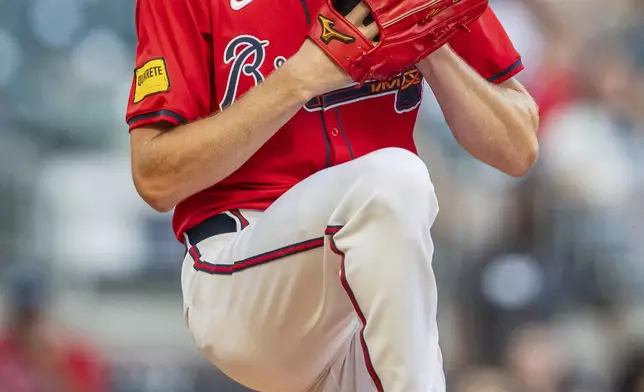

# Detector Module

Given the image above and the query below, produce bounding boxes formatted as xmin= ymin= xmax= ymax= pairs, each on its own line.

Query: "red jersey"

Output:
xmin=126 ymin=0 xmax=523 ymax=241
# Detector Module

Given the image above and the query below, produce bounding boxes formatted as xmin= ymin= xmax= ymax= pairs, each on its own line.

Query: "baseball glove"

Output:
xmin=309 ymin=0 xmax=489 ymax=83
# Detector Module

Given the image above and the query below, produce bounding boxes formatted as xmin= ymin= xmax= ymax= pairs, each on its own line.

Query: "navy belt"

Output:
xmin=185 ymin=213 xmax=238 ymax=245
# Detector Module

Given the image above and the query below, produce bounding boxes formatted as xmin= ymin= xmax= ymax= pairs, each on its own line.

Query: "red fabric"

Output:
xmin=126 ymin=0 xmax=524 ymax=241
xmin=450 ymin=7 xmax=524 ymax=83
xmin=0 ymin=333 xmax=109 ymax=392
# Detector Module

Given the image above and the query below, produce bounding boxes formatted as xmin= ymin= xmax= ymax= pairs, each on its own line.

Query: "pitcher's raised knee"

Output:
xmin=362 ymin=148 xmax=430 ymax=183
xmin=354 ymin=148 xmax=438 ymax=220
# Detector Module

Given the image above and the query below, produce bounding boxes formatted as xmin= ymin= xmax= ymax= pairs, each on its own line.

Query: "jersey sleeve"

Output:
xmin=126 ymin=0 xmax=212 ymax=131
xmin=449 ymin=7 xmax=524 ymax=84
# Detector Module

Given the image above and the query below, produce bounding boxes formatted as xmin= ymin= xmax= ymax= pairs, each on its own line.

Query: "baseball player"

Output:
xmin=126 ymin=0 xmax=539 ymax=390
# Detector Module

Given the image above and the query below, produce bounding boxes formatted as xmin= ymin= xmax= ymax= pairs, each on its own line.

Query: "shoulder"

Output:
xmin=136 ymin=0 xmax=211 ymax=26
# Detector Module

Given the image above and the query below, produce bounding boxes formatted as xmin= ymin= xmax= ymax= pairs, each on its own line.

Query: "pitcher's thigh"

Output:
xmin=183 ymin=233 xmax=357 ymax=392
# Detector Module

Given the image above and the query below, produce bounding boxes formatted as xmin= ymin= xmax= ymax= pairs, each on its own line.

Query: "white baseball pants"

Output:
xmin=181 ymin=148 xmax=444 ymax=392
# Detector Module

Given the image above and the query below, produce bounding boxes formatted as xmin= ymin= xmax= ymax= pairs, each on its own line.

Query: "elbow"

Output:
xmin=506 ymin=104 xmax=540 ymax=178
xmin=145 ymin=196 xmax=176 ymax=214
xmin=506 ymin=139 xmax=539 ymax=178
xmin=133 ymin=174 xmax=177 ymax=213
xmin=506 ymin=127 xmax=540 ymax=178
xmin=130 ymin=130 xmax=182 ymax=212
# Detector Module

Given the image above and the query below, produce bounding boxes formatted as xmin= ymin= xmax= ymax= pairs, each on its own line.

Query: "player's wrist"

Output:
xmin=281 ymin=53 xmax=324 ymax=101
xmin=417 ymin=45 xmax=456 ymax=80
xmin=286 ymin=38 xmax=356 ymax=98
xmin=420 ymin=45 xmax=452 ymax=66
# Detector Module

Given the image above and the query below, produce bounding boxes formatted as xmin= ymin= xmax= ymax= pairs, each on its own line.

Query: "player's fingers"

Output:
xmin=359 ymin=22 xmax=379 ymax=41
xmin=346 ymin=2 xmax=371 ymax=26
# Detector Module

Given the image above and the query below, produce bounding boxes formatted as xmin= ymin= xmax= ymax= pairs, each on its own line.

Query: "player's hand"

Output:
xmin=287 ymin=2 xmax=379 ymax=97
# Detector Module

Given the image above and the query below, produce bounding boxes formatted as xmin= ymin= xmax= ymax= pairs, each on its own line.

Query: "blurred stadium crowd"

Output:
xmin=0 ymin=0 xmax=643 ymax=391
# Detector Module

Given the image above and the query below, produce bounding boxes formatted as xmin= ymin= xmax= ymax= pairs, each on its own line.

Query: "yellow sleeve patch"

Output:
xmin=133 ymin=58 xmax=170 ymax=104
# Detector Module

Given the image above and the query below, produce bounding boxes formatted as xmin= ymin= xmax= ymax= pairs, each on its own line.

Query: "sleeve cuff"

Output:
xmin=127 ymin=109 xmax=187 ymax=131
xmin=487 ymin=58 xmax=524 ymax=84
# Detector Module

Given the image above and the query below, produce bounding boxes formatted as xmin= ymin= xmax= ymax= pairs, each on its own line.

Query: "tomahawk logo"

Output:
xmin=220 ymin=35 xmax=270 ymax=109
xmin=318 ymin=15 xmax=355 ymax=44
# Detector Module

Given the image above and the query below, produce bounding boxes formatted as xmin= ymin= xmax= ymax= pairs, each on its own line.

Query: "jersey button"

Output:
xmin=331 ymin=128 xmax=339 ymax=137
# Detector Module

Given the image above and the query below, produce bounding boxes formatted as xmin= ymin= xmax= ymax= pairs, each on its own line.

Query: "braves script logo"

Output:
xmin=318 ymin=15 xmax=355 ymax=44
xmin=220 ymin=35 xmax=269 ymax=109
xmin=304 ymin=68 xmax=423 ymax=114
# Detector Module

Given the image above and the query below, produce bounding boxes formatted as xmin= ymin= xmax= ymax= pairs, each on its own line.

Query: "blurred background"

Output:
xmin=0 ymin=0 xmax=643 ymax=391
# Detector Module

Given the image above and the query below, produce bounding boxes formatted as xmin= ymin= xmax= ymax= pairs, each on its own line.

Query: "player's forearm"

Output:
xmin=131 ymin=63 xmax=311 ymax=212
xmin=418 ymin=46 xmax=540 ymax=177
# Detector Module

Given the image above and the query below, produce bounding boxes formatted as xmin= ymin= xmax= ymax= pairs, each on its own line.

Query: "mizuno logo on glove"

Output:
xmin=318 ymin=15 xmax=356 ymax=44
